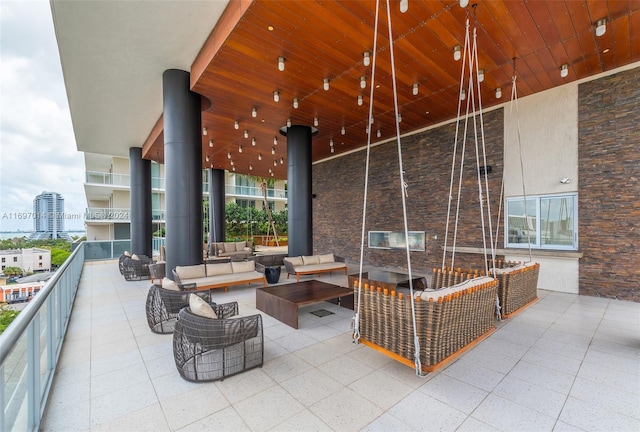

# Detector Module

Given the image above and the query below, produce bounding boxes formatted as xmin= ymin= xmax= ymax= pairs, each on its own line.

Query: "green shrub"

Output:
xmin=0 ymin=303 xmax=20 ymax=335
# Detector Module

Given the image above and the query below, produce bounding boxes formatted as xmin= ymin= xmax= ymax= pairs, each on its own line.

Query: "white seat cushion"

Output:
xmin=232 ymin=261 xmax=255 ymax=273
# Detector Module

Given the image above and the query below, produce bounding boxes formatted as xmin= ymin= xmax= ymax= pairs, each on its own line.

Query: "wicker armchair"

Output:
xmin=118 ymin=252 xmax=131 ymax=275
xmin=173 ymin=304 xmax=264 ymax=382
xmin=146 ymin=283 xmax=216 ymax=334
xmin=122 ymin=255 xmax=153 ymax=281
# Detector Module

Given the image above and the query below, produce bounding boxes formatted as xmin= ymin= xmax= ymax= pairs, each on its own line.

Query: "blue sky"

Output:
xmin=0 ymin=0 xmax=86 ymax=232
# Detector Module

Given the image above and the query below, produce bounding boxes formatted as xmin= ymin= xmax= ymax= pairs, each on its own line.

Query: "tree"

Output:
xmin=2 ymin=266 xmax=22 ymax=277
xmin=0 ymin=303 xmax=20 ymax=334
xmin=51 ymin=248 xmax=71 ymax=267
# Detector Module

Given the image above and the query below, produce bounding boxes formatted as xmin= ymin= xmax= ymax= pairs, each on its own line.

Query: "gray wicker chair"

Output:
xmin=173 ymin=304 xmax=264 ymax=382
xmin=123 ymin=255 xmax=153 ymax=281
xmin=145 ymin=283 xmax=214 ymax=334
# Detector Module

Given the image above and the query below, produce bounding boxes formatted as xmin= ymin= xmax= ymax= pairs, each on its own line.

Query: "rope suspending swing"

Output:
xmin=352 ymin=0 xmax=424 ymax=377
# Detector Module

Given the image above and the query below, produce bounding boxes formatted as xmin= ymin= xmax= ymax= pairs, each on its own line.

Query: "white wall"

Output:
xmin=111 ymin=157 xmax=129 ymax=175
xmin=87 ymin=225 xmax=111 ymax=241
xmin=504 ymin=83 xmax=579 ymax=197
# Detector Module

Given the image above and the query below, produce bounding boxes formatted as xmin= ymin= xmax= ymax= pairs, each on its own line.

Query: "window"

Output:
xmin=39 ymin=255 xmax=43 ymax=260
xmin=1 ymin=258 xmax=4 ymax=263
xmin=506 ymin=193 xmax=578 ymax=250
xmin=13 ymin=257 xmax=17 ymax=262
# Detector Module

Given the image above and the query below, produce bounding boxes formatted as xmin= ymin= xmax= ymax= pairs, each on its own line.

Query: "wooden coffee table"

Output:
xmin=256 ymin=280 xmax=353 ymax=329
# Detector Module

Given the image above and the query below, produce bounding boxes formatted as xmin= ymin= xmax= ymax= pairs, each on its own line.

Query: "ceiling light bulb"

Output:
xmin=495 ymin=87 xmax=502 ymax=99
xmin=269 ymin=168 xmax=272 ymax=174
xmin=400 ymin=0 xmax=408 ymax=13
xmin=453 ymin=45 xmax=462 ymax=61
xmin=293 ymin=98 xmax=299 ymax=109
xmin=460 ymin=88 xmax=466 ymax=100
xmin=412 ymin=83 xmax=419 ymax=96
xmin=251 ymin=107 xmax=257 ymax=118
xmin=273 ymin=91 xmax=280 ymax=102
xmin=363 ymin=51 xmax=371 ymax=67
xmin=273 ymin=137 xmax=278 ymax=145
xmin=286 ymin=118 xmax=291 ymax=127
xmin=227 ymin=152 xmax=231 ymax=159
xmin=232 ymin=166 xmax=235 ymax=172
xmin=243 ymin=130 xmax=249 ymax=139
xmin=459 ymin=0 xmax=469 ymax=7
xmin=274 ymin=160 xmax=277 ymax=166
xmin=238 ymin=145 xmax=243 ymax=153
xmin=249 ymin=164 xmax=252 ymax=171
xmin=595 ymin=18 xmax=606 ymax=37
xmin=230 ymin=160 xmax=234 ymax=165
xmin=376 ymin=129 xmax=381 ymax=138
xmin=560 ymin=63 xmax=569 ymax=78
xmin=323 ymin=78 xmax=330 ymax=91
xmin=397 ymin=113 xmax=402 ymax=123
xmin=478 ymin=69 xmax=485 ymax=83
xmin=202 ymin=127 xmax=207 ymax=136
xmin=234 ymin=120 xmax=239 ymax=129
xmin=258 ymin=153 xmax=262 ymax=160
xmin=205 ymin=155 xmax=209 ymax=162
xmin=251 ymin=138 xmax=256 ymax=146
xmin=314 ymin=117 xmax=319 ymax=127
xmin=357 ymin=95 xmax=363 ymax=106
xmin=208 ymin=139 xmax=213 ymax=147
xmin=280 ymin=157 xmax=284 ymax=164
xmin=331 ymin=147 xmax=335 ymax=153
xmin=271 ymin=147 xmax=276 ymax=155
xmin=341 ymin=126 xmax=346 ymax=135
xmin=278 ymin=56 xmax=285 ymax=71
xmin=330 ymin=139 xmax=334 ymax=146
xmin=360 ymin=76 xmax=366 ymax=89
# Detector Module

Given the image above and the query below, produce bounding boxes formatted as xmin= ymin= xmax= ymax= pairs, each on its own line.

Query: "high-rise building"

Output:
xmin=30 ymin=192 xmax=71 ymax=240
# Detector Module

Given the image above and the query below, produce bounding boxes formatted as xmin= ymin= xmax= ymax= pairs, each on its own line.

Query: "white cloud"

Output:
xmin=0 ymin=0 xmax=85 ymax=232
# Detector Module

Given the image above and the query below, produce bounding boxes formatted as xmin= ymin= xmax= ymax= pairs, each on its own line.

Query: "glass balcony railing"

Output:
xmin=83 ymin=240 xmax=131 ymax=260
xmin=0 ymin=243 xmax=84 ymax=430
xmin=85 ymin=207 xmax=130 ymax=221
xmin=85 ymin=171 xmax=130 ymax=187
xmin=225 ymin=185 xmax=287 ymax=199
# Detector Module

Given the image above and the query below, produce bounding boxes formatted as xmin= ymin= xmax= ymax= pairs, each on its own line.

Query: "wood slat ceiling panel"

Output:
xmin=144 ymin=0 xmax=640 ymax=177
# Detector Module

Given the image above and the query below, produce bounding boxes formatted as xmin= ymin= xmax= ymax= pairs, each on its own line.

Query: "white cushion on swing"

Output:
xmin=419 ymin=276 xmax=495 ymax=301
xmin=491 ymin=261 xmax=537 ymax=275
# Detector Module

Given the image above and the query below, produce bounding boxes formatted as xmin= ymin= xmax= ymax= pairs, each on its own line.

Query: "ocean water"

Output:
xmin=0 ymin=232 xmax=86 ymax=240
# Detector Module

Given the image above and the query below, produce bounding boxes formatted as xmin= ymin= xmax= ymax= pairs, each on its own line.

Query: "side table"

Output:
xmin=264 ymin=266 xmax=282 ymax=284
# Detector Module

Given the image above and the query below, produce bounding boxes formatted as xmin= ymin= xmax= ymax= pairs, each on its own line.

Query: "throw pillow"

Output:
xmin=232 ymin=261 xmax=255 ymax=273
xmin=131 ymin=254 xmax=140 ymax=260
xmin=161 ymin=277 xmax=180 ymax=291
xmin=124 ymin=251 xmax=131 ymax=257
xmin=318 ymin=253 xmax=335 ymax=264
xmin=189 ymin=295 xmax=217 ymax=319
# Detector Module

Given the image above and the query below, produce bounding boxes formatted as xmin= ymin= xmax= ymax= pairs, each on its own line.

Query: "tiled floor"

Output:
xmin=41 ymin=260 xmax=640 ymax=431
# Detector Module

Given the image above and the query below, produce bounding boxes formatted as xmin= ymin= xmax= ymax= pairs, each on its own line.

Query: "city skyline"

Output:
xmin=0 ymin=1 xmax=85 ymax=232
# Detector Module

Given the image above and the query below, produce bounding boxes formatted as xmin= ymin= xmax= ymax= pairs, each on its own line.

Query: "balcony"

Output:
xmin=1 ymin=245 xmax=636 ymax=431
xmin=85 ymin=171 xmax=130 ymax=187
xmin=226 ymin=185 xmax=287 ymax=200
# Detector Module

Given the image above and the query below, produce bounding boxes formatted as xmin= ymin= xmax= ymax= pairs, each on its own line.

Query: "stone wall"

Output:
xmin=578 ymin=67 xmax=640 ymax=301
xmin=313 ymin=109 xmax=504 ymax=276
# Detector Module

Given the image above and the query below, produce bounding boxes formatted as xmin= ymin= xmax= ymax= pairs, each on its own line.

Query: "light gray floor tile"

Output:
xmin=90 ymin=361 xmax=151 ymax=399
xmin=552 ymin=420 xmax=586 ymax=432
xmin=461 ymin=345 xmax=521 ymax=374
xmin=471 ymin=394 xmax=556 ymax=432
xmin=177 ymin=406 xmax=251 ymax=431
xmin=418 ymin=372 xmax=489 ymax=414
xmin=493 ymin=374 xmax=567 ymax=418
xmin=281 ymin=368 xmax=342 ymax=406
xmin=91 ymin=402 xmax=170 ymax=432
xmin=442 ymin=358 xmax=506 ymax=392
xmin=508 ymin=360 xmax=575 ymax=394
xmin=577 ymin=360 xmax=639 ymax=394
xmin=216 ymin=367 xmax=276 ymax=404
xmin=318 ymin=353 xmax=374 ymax=386
xmin=361 ymin=412 xmax=418 ymax=431
xmin=160 ymin=384 xmax=230 ymax=430
xmin=272 ymin=330 xmax=319 ymax=352
xmin=532 ymin=337 xmax=589 ymax=361
xmin=310 ymin=387 xmax=384 ymax=432
xmin=559 ymin=396 xmax=640 ymax=431
xmin=271 ymin=409 xmax=333 ymax=432
xmin=90 ymin=379 xmax=159 ymax=429
xmin=388 ymin=391 xmax=467 ymax=431
xmin=349 ymin=369 xmax=415 ymax=410
xmin=521 ymin=346 xmax=583 ymax=376
xmin=456 ymin=416 xmax=501 ymax=432
xmin=583 ymin=346 xmax=640 ymax=375
xmin=234 ymin=386 xmax=305 ymax=432
xmin=294 ymin=339 xmax=348 ymax=366
xmin=262 ymin=352 xmax=313 ymax=383
xmin=570 ymin=376 xmax=640 ymax=420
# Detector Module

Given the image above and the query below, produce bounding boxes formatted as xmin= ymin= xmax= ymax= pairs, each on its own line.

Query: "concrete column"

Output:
xmin=281 ymin=125 xmax=314 ymax=257
xmin=208 ymin=168 xmax=226 ymax=243
xmin=129 ymin=147 xmax=152 ymax=257
xmin=163 ymin=69 xmax=203 ymax=274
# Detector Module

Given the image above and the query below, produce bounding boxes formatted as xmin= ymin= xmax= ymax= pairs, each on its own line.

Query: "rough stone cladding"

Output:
xmin=313 ymin=109 xmax=504 ymax=277
xmin=578 ymin=67 xmax=640 ymax=302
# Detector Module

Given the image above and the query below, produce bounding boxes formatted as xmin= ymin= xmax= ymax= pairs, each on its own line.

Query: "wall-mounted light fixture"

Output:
xmin=595 ymin=18 xmax=607 ymax=37
xmin=453 ymin=45 xmax=462 ymax=61
xmin=560 ymin=177 xmax=571 ymax=184
xmin=278 ymin=56 xmax=285 ymax=71
xmin=560 ymin=64 xmax=569 ymax=78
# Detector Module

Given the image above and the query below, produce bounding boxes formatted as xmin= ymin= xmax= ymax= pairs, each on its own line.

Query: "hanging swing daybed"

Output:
xmin=351 ymin=1 xmax=500 ymax=375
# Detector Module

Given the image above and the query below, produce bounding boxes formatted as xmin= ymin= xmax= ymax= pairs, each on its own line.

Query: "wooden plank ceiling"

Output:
xmin=142 ymin=0 xmax=640 ymax=179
